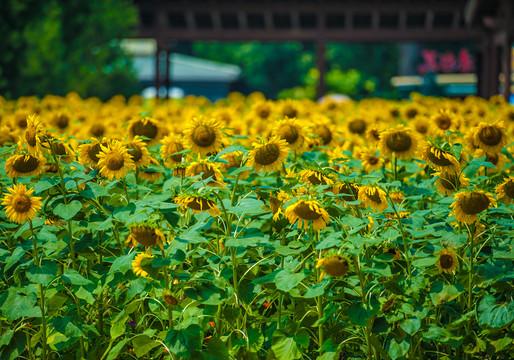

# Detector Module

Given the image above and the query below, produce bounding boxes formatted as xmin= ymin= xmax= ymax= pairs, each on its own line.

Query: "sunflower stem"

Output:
xmin=355 ymin=254 xmax=373 ymax=360
xmin=122 ymin=178 xmax=130 ymax=203
xmin=29 ymin=220 xmax=40 ymax=266
xmin=393 ymin=154 xmax=398 ymax=182
xmin=38 ymin=284 xmax=47 ymax=360
xmin=387 ymin=192 xmax=412 ymax=279
xmin=466 ymin=225 xmax=475 ymax=337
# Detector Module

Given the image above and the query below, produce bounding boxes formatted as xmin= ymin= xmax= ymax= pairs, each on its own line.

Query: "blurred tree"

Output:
xmin=0 ymin=0 xmax=139 ymax=100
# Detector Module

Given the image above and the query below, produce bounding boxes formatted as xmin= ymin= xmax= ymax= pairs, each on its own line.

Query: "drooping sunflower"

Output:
xmin=450 ymin=190 xmax=496 ymax=224
xmin=132 ymin=253 xmax=154 ymax=277
xmin=433 ymin=171 xmax=470 ymax=196
xmin=123 ymin=136 xmax=151 ymax=168
xmin=1 ymin=183 xmax=42 ymax=224
xmin=96 ymin=141 xmax=135 ymax=180
xmin=365 ymin=125 xmax=382 ymax=147
xmin=139 ymin=157 xmax=163 ymax=182
xmin=421 ymin=143 xmax=460 ymax=173
xmin=298 ymin=169 xmax=334 ymax=186
xmin=127 ymin=117 xmax=164 ymax=145
xmin=331 ymin=182 xmax=360 ymax=204
xmin=163 ymin=290 xmax=179 ymax=306
xmin=160 ymin=134 xmax=185 ymax=165
xmin=496 ymin=176 xmax=514 ymax=205
xmin=220 ymin=151 xmax=251 ymax=179
xmin=174 ymin=194 xmax=221 ymax=217
xmin=379 ymin=125 xmax=419 ymax=160
xmin=46 ymin=136 xmax=75 ymax=163
xmin=185 ymin=158 xmax=225 ymax=186
xmin=472 ymin=120 xmax=508 ymax=153
xmin=183 ymin=116 xmax=224 ymax=156
xmin=316 ymin=255 xmax=350 ymax=279
xmin=357 ymin=148 xmax=384 ymax=172
xmin=284 ymin=199 xmax=330 ymax=231
xmin=436 ymin=248 xmax=458 ymax=274
xmin=358 ymin=186 xmax=388 ymax=212
xmin=126 ymin=224 xmax=165 ymax=251
xmin=5 ymin=154 xmax=45 ymax=178
xmin=272 ymin=117 xmax=309 ymax=152
xmin=266 ymin=190 xmax=290 ymax=221
xmin=78 ymin=138 xmax=109 ymax=168
xmin=23 ymin=114 xmax=45 ymax=156
xmin=389 ymin=191 xmax=404 ymax=204
xmin=246 ymin=136 xmax=289 ymax=174
xmin=383 ymin=248 xmax=402 ymax=261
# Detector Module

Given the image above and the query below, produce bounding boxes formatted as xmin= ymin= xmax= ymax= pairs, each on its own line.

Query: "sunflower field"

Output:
xmin=0 ymin=92 xmax=513 ymax=360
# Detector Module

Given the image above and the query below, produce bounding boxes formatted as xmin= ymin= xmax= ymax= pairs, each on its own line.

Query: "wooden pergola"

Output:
xmin=132 ymin=0 xmax=513 ymax=100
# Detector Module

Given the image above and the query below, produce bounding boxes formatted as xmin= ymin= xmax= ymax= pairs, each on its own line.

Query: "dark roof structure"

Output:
xmin=131 ymin=0 xmax=513 ymax=100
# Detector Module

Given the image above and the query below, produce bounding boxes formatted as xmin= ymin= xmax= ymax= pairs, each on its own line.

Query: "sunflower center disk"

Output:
xmin=283 ymin=106 xmax=297 ymax=118
xmin=53 ymin=142 xmax=67 ymax=156
xmin=87 ymin=143 xmax=103 ymax=163
xmin=192 ymin=125 xmax=216 ymax=147
xmin=503 ymin=181 xmax=514 ymax=198
xmin=106 ymin=154 xmax=125 ymax=171
xmin=170 ymin=144 xmax=184 ymax=162
xmin=368 ymin=155 xmax=379 ymax=165
xmin=56 ymin=115 xmax=69 ymax=129
xmin=349 ymin=119 xmax=366 ymax=134
xmin=315 ymin=126 xmax=332 ymax=145
xmin=460 ymin=193 xmax=490 ymax=214
xmin=478 ymin=126 xmax=502 ymax=145
xmin=294 ymin=202 xmax=322 ymax=221
xmin=323 ymin=257 xmax=349 ymax=277
xmin=13 ymin=156 xmax=40 ymax=173
xmin=427 ymin=148 xmax=453 ymax=166
xmin=25 ymin=129 xmax=38 ymax=147
xmin=307 ymin=173 xmax=326 ymax=185
xmin=187 ymin=198 xmax=211 ymax=211
xmin=255 ymin=144 xmax=280 ymax=165
xmin=90 ymin=124 xmax=105 ymax=137
xmin=133 ymin=121 xmax=158 ymax=139
xmin=131 ymin=227 xmax=158 ymax=246
xmin=440 ymin=174 xmax=458 ymax=190
xmin=128 ymin=145 xmax=143 ymax=162
xmin=367 ymin=188 xmax=383 ymax=204
xmin=279 ymin=125 xmax=299 ymax=144
xmin=258 ymin=108 xmax=270 ymax=119
xmin=436 ymin=116 xmax=451 ymax=130
xmin=339 ymin=184 xmax=358 ymax=202
xmin=486 ymin=153 xmax=499 ymax=165
xmin=439 ymin=254 xmax=454 ymax=269
xmin=386 ymin=132 xmax=412 ymax=152
xmin=12 ymin=194 xmax=32 ymax=212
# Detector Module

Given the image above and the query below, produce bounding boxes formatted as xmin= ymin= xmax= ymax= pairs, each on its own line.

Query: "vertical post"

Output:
xmin=502 ymin=37 xmax=512 ymax=101
xmin=155 ymin=41 xmax=161 ymax=101
xmin=316 ymin=40 xmax=327 ymax=100
xmin=165 ymin=46 xmax=171 ymax=99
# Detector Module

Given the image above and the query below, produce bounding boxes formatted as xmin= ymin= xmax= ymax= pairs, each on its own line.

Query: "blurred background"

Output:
xmin=0 ymin=0 xmax=511 ymax=102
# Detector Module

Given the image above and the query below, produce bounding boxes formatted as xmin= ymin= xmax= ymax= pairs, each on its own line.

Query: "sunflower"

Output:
xmin=175 ymin=194 xmax=221 ymax=217
xmin=139 ymin=157 xmax=162 ymax=182
xmin=402 ymin=103 xmax=422 ymax=120
xmin=389 ymin=191 xmax=404 ymax=204
xmin=246 ymin=136 xmax=289 ymax=174
xmin=126 ymin=224 xmax=165 ymax=251
xmin=23 ymin=114 xmax=45 ymax=156
xmin=434 ymin=171 xmax=470 ymax=196
xmin=78 ymin=138 xmax=108 ymax=168
xmin=299 ymin=169 xmax=334 ymax=186
xmin=250 ymin=100 xmax=274 ymax=121
xmin=357 ymin=148 xmax=384 ymax=172
xmin=379 ymin=126 xmax=419 ymax=159
xmin=96 ymin=141 xmax=135 ymax=180
xmin=284 ymin=199 xmax=330 ymax=231
xmin=185 ymin=158 xmax=225 ymax=186
xmin=46 ymin=136 xmax=75 ymax=163
xmin=421 ymin=143 xmax=460 ymax=173
xmin=277 ymin=99 xmax=301 ymax=119
xmin=383 ymin=248 xmax=402 ymax=260
xmin=496 ymin=176 xmax=514 ymax=205
xmin=310 ymin=117 xmax=338 ymax=148
xmin=220 ymin=151 xmax=250 ymax=179
xmin=183 ymin=116 xmax=223 ymax=156
xmin=132 ymin=253 xmax=154 ymax=277
xmin=124 ymin=136 xmax=150 ymax=168
xmin=5 ymin=154 xmax=45 ymax=178
xmin=160 ymin=134 xmax=185 ymax=165
xmin=127 ymin=117 xmax=164 ymax=145
xmin=365 ymin=125 xmax=382 ymax=146
xmin=316 ymin=255 xmax=350 ymax=279
xmin=450 ymin=190 xmax=496 ymax=224
xmin=163 ymin=290 xmax=179 ymax=306
xmin=1 ymin=183 xmax=42 ymax=224
xmin=272 ymin=117 xmax=308 ymax=152
xmin=472 ymin=121 xmax=508 ymax=153
xmin=436 ymin=248 xmax=458 ymax=274
xmin=0 ymin=125 xmax=17 ymax=146
xmin=430 ymin=108 xmax=459 ymax=135
xmin=358 ymin=186 xmax=388 ymax=212
xmin=332 ymin=182 xmax=360 ymax=204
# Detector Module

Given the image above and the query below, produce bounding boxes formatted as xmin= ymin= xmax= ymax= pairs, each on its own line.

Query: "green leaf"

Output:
xmin=248 ymin=328 xmax=264 ymax=353
xmin=53 ymin=200 xmax=82 ymax=220
xmin=61 ymin=269 xmax=92 ymax=286
xmin=26 ymin=261 xmax=58 ymax=286
xmin=132 ymin=335 xmax=160 ymax=357
xmin=51 ymin=316 xmax=84 ymax=337
xmin=106 ymin=338 xmax=130 ymax=360
xmin=165 ymin=324 xmax=203 ymax=358
xmin=34 ymin=177 xmax=60 ymax=193
xmin=386 ymin=338 xmax=410 ymax=359
xmin=5 ymin=247 xmax=27 ymax=272
xmin=113 ymin=202 xmax=137 ymax=222
xmin=430 ymin=281 xmax=463 ymax=306
xmin=75 ymin=286 xmax=95 ymax=305
xmin=477 ymin=295 xmax=514 ymax=328
xmin=400 ymin=317 xmax=421 ymax=335
xmin=80 ymin=182 xmax=111 ymax=198
xmin=110 ymin=252 xmax=135 ymax=275
xmin=204 ymin=336 xmax=229 ymax=360
xmin=274 ymin=270 xmax=306 ymax=292
xmin=348 ymin=302 xmax=378 ymax=327
xmin=0 ymin=329 xmax=14 ymax=347
xmin=0 ymin=288 xmax=41 ymax=322
xmin=271 ymin=330 xmax=302 ymax=360
xmin=423 ymin=326 xmax=462 ymax=347
xmin=184 ymin=282 xmax=227 ymax=305
xmin=303 ymin=279 xmax=330 ymax=298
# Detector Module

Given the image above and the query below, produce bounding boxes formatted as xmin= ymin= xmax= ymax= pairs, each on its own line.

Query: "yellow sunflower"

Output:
xmin=450 ymin=190 xmax=496 ymax=224
xmin=160 ymin=134 xmax=185 ymax=165
xmin=347 ymin=116 xmax=368 ymax=136
xmin=1 ymin=183 xmax=42 ymax=224
xmin=46 ymin=136 xmax=75 ymax=163
xmin=436 ymin=248 xmax=458 ymax=274
xmin=220 ymin=151 xmax=251 ymax=179
xmin=78 ymin=138 xmax=108 ymax=168
xmin=250 ymin=100 xmax=275 ymax=121
xmin=421 ymin=144 xmax=460 ymax=173
xmin=185 ymin=158 xmax=225 ymax=186
xmin=358 ymin=186 xmax=388 ymax=212
xmin=23 ymin=114 xmax=45 ymax=156
xmin=472 ymin=120 xmax=508 ymax=153
xmin=316 ymin=255 xmax=350 ymax=279
xmin=365 ymin=125 xmax=382 ymax=147
xmin=433 ymin=171 xmax=470 ymax=196
xmin=272 ymin=117 xmax=308 ymax=152
xmin=127 ymin=116 xmax=164 ymax=145
xmin=496 ymin=176 xmax=514 ymax=205
xmin=310 ymin=116 xmax=338 ymax=148
xmin=357 ymin=148 xmax=384 ymax=172
xmin=430 ymin=108 xmax=459 ymax=135
xmin=379 ymin=125 xmax=419 ymax=160
xmin=5 ymin=154 xmax=45 ymax=178
xmin=126 ymin=224 xmax=165 ymax=251
xmin=183 ymin=116 xmax=223 ymax=156
xmin=163 ymin=290 xmax=179 ymax=306
xmin=298 ymin=169 xmax=334 ymax=186
xmin=284 ymin=199 xmax=330 ymax=231
xmin=96 ymin=141 xmax=135 ymax=180
xmin=125 ymin=136 xmax=151 ymax=168
xmin=331 ymin=182 xmax=360 ymax=204
xmin=174 ymin=195 xmax=221 ymax=217
xmin=139 ymin=157 xmax=162 ymax=182
xmin=132 ymin=253 xmax=154 ymax=277
xmin=0 ymin=125 xmax=17 ymax=146
xmin=246 ymin=136 xmax=289 ymax=174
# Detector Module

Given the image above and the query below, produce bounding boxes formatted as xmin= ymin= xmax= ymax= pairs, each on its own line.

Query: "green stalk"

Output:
xmin=393 ymin=154 xmax=398 ymax=182
xmin=355 ymin=254 xmax=373 ymax=360
xmin=39 ymin=284 xmax=47 ymax=360
xmin=466 ymin=226 xmax=475 ymax=337
xmin=387 ymin=193 xmax=412 ymax=279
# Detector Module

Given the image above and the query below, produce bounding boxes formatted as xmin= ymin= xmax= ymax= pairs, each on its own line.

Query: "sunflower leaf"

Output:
xmin=477 ymin=295 xmax=514 ymax=328
xmin=53 ymin=200 xmax=82 ymax=220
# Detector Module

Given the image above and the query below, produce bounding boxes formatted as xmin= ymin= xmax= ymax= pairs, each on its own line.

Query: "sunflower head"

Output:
xmin=358 ymin=186 xmax=388 ymax=212
xmin=175 ymin=194 xmax=221 ymax=217
xmin=78 ymin=138 xmax=108 ymax=168
xmin=132 ymin=253 xmax=154 ymax=277
xmin=126 ymin=224 xmax=165 ymax=251
xmin=160 ymin=134 xmax=185 ymax=165
xmin=272 ymin=117 xmax=308 ymax=152
xmin=185 ymin=158 xmax=225 ymax=186
xmin=316 ymin=255 xmax=350 ymax=279
xmin=434 ymin=170 xmax=469 ymax=196
xmin=450 ymin=190 xmax=496 ymax=224
xmin=284 ymin=199 xmax=330 ymax=231
xmin=5 ymin=154 xmax=45 ymax=178
xmin=422 ymin=143 xmax=460 ymax=172
xmin=496 ymin=176 xmax=514 ymax=205
xmin=163 ymin=290 xmax=179 ymax=306
xmin=436 ymin=248 xmax=458 ymax=274
xmin=125 ymin=136 xmax=151 ymax=167
xmin=299 ymin=168 xmax=334 ymax=186
xmin=1 ymin=183 xmax=42 ymax=224
xmin=128 ymin=117 xmax=164 ymax=145
xmin=380 ymin=126 xmax=419 ymax=159
xmin=96 ymin=141 xmax=136 ymax=180
xmin=472 ymin=121 xmax=508 ymax=153
xmin=24 ymin=114 xmax=45 ymax=156
xmin=183 ymin=116 xmax=223 ymax=156
xmin=383 ymin=248 xmax=402 ymax=261
xmin=247 ymin=136 xmax=289 ymax=174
